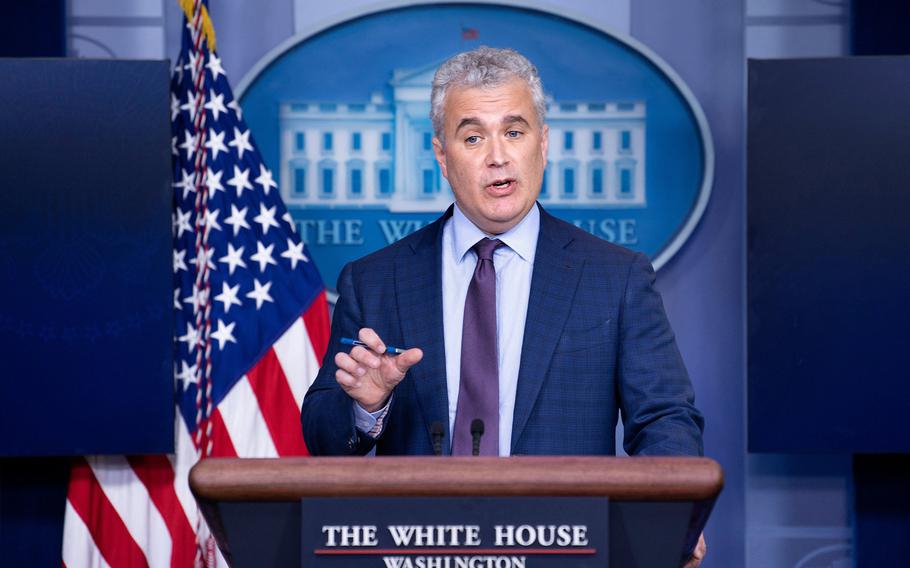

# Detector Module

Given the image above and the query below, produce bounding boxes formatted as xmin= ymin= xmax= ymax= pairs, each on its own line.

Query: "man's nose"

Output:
xmin=486 ymin=137 xmax=509 ymax=168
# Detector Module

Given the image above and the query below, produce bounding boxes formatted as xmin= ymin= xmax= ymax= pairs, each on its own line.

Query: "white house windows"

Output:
xmin=589 ymin=160 xmax=606 ymax=198
xmin=422 ymin=169 xmax=434 ymax=195
xmin=292 ymin=161 xmax=308 ymax=196
xmin=347 ymin=159 xmax=365 ymax=198
xmin=616 ymin=158 xmax=635 ymax=199
xmin=619 ymin=130 xmax=632 ymax=153
xmin=319 ymin=159 xmax=336 ymax=198
xmin=280 ymin=99 xmax=644 ymax=208
xmin=376 ymin=162 xmax=393 ymax=197
xmin=560 ymin=159 xmax=579 ymax=198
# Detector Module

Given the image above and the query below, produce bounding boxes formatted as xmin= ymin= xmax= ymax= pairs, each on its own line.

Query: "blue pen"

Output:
xmin=340 ymin=337 xmax=407 ymax=355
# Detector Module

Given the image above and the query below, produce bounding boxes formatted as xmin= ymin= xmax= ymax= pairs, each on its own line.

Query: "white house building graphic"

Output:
xmin=279 ymin=61 xmax=646 ymax=212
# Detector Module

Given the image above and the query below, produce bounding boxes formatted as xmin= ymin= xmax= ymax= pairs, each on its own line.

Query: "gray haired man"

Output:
xmin=302 ymin=46 xmax=707 ymax=567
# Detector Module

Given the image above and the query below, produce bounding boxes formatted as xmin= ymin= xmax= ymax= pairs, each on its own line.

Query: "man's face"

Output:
xmin=433 ymin=79 xmax=549 ymax=235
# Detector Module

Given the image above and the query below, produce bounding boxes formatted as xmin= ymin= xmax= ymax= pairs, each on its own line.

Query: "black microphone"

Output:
xmin=430 ymin=421 xmax=445 ymax=456
xmin=470 ymin=419 xmax=484 ymax=456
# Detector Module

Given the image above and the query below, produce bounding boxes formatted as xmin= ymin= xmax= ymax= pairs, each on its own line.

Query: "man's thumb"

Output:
xmin=395 ymin=348 xmax=423 ymax=373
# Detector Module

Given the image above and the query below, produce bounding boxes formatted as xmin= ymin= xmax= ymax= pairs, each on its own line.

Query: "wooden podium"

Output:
xmin=190 ymin=456 xmax=723 ymax=567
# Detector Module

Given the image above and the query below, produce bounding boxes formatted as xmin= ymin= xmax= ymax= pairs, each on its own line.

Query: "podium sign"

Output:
xmin=301 ymin=497 xmax=609 ymax=567
xmin=189 ymin=456 xmax=722 ymax=567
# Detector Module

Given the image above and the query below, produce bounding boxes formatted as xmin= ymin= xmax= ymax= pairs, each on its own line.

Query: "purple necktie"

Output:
xmin=452 ymin=238 xmax=503 ymax=456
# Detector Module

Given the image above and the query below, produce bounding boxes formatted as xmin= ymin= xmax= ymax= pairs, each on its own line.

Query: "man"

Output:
xmin=302 ymin=46 xmax=702 ymax=455
xmin=302 ymin=45 xmax=707 ymax=566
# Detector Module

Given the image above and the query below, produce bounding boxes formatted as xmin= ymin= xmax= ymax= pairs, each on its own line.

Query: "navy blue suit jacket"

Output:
xmin=301 ymin=204 xmax=704 ymax=456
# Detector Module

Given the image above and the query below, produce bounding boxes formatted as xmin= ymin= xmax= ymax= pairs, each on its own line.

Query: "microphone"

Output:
xmin=430 ymin=421 xmax=445 ymax=456
xmin=470 ymin=419 xmax=484 ymax=456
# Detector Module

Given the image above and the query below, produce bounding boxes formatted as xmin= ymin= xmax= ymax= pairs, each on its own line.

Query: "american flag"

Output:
xmin=61 ymin=1 xmax=330 ymax=565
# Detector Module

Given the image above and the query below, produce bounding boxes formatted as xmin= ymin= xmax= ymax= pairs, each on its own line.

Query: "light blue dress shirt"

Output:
xmin=355 ymin=203 xmax=540 ymax=456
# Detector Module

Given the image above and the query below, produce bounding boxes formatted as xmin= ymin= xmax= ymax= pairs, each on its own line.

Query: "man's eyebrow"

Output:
xmin=502 ymin=115 xmax=531 ymax=128
xmin=455 ymin=117 xmax=483 ymax=133
xmin=455 ymin=115 xmax=532 ymax=133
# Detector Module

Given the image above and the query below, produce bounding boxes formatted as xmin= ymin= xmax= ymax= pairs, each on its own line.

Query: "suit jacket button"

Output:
xmin=347 ymin=437 xmax=356 ymax=449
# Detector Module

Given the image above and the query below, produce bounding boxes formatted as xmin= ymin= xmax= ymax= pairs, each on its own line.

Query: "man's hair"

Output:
xmin=430 ymin=46 xmax=546 ymax=144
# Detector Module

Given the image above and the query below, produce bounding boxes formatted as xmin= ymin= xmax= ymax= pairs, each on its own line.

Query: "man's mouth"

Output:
xmin=486 ymin=178 xmax=516 ymax=192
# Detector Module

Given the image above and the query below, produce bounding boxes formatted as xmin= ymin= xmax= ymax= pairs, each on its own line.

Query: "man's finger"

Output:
xmin=358 ymin=327 xmax=386 ymax=354
xmin=335 ymin=369 xmax=360 ymax=389
xmin=394 ymin=348 xmax=423 ymax=373
xmin=681 ymin=532 xmax=706 ymax=568
xmin=334 ymin=351 xmax=365 ymax=377
xmin=349 ymin=345 xmax=381 ymax=369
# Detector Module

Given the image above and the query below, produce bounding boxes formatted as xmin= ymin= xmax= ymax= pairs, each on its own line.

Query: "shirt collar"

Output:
xmin=451 ymin=202 xmax=540 ymax=264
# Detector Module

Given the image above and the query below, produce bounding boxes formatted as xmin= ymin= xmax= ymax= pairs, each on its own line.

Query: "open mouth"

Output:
xmin=486 ymin=178 xmax=516 ymax=191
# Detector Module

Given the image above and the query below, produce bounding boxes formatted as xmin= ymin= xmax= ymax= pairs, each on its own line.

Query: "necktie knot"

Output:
xmin=473 ymin=238 xmax=502 ymax=262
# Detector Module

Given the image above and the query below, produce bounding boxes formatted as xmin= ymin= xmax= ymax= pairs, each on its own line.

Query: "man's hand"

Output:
xmin=682 ymin=532 xmax=706 ymax=568
xmin=334 ymin=328 xmax=423 ymax=411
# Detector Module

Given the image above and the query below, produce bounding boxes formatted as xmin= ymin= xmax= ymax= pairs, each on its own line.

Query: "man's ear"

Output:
xmin=432 ymin=136 xmax=448 ymax=179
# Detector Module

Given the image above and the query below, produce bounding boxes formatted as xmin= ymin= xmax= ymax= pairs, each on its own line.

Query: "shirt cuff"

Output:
xmin=353 ymin=397 xmax=391 ymax=438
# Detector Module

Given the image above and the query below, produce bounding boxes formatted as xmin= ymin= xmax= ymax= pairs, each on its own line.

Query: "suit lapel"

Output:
xmin=395 ymin=208 xmax=452 ymax=451
xmin=511 ymin=208 xmax=583 ymax=451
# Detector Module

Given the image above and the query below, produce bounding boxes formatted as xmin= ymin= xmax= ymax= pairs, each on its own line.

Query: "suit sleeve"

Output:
xmin=300 ymin=262 xmax=382 ymax=456
xmin=617 ymin=253 xmax=705 ymax=456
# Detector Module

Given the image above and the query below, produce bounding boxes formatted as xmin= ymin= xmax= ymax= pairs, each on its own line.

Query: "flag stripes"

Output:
xmin=63 ymin=310 xmax=326 ymax=566
xmin=66 ymin=458 xmax=151 ymax=568
xmin=62 ymin=1 xmax=330 ymax=564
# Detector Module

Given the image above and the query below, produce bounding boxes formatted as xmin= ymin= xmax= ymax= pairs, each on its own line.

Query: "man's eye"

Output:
xmin=506 ymin=130 xmax=522 ymax=138
xmin=465 ymin=135 xmax=480 ymax=144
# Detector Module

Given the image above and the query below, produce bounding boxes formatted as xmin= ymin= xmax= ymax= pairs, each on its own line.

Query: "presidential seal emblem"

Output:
xmin=237 ymin=4 xmax=713 ymax=290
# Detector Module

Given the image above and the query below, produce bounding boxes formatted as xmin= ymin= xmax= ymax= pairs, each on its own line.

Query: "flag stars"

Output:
xmin=214 ymin=281 xmax=242 ymax=314
xmin=189 ymin=246 xmax=217 ymax=272
xmin=178 ymin=322 xmax=200 ymax=351
xmin=206 ymin=128 xmax=228 ymax=160
xmin=204 ymin=209 xmax=222 ymax=233
xmin=224 ymin=204 xmax=251 ymax=237
xmin=180 ymin=92 xmax=199 ymax=123
xmin=174 ymin=208 xmax=193 ymax=238
xmin=184 ymin=49 xmax=200 ymax=82
xmin=229 ymin=127 xmax=253 ymax=159
xmin=210 ymin=319 xmax=237 ymax=350
xmin=205 ymin=89 xmax=228 ymax=121
xmin=206 ymin=53 xmax=225 ymax=82
xmin=250 ymin=241 xmax=277 ymax=272
xmin=173 ymin=248 xmax=188 ymax=273
xmin=281 ymin=238 xmax=308 ymax=269
xmin=255 ymin=165 xmax=278 ymax=195
xmin=176 ymin=360 xmax=199 ymax=387
xmin=182 ymin=285 xmax=207 ymax=313
xmin=179 ymin=129 xmax=195 ymax=160
xmin=219 ymin=242 xmax=247 ymax=275
xmin=253 ymin=203 xmax=280 ymax=235
xmin=173 ymin=168 xmax=195 ymax=199
xmin=246 ymin=278 xmax=274 ymax=310
xmin=174 ymin=288 xmax=182 ymax=310
xmin=205 ymin=168 xmax=225 ymax=195
xmin=227 ymin=165 xmax=253 ymax=197
xmin=174 ymin=56 xmax=185 ymax=84
xmin=170 ymin=92 xmax=181 ymax=121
